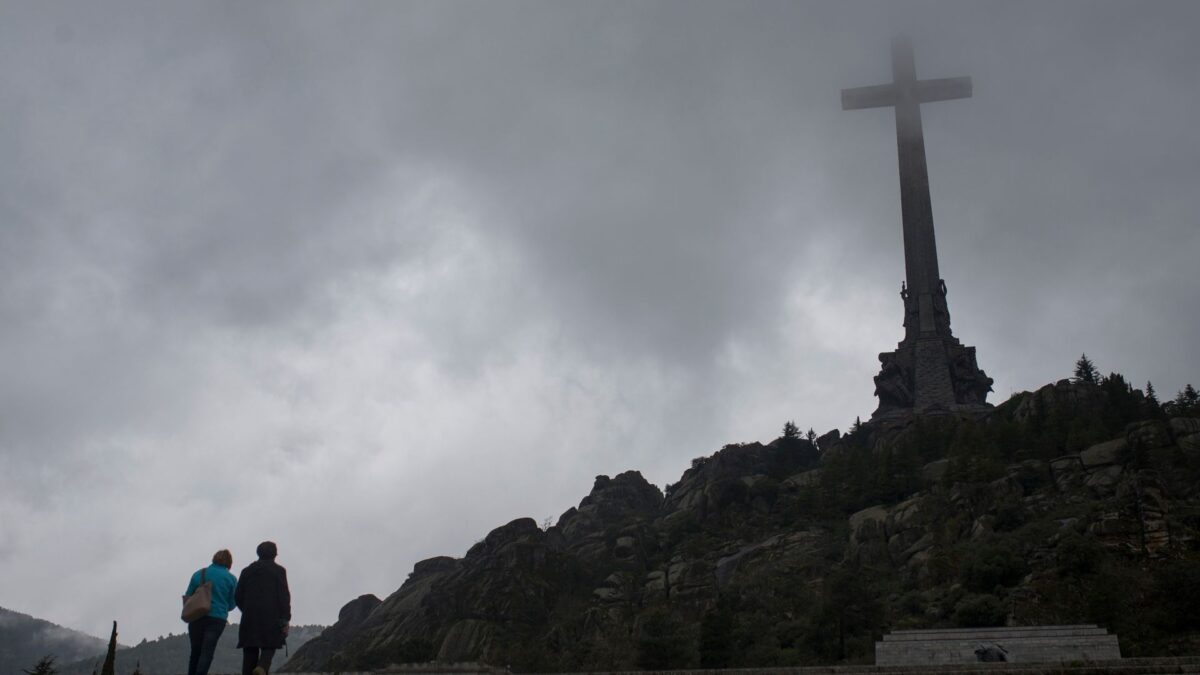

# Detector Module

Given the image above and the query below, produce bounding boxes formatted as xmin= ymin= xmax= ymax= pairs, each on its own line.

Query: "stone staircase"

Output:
xmin=875 ymin=625 xmax=1122 ymax=666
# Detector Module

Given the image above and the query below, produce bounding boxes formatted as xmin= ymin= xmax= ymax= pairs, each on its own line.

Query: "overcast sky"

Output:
xmin=1 ymin=0 xmax=1197 ymax=644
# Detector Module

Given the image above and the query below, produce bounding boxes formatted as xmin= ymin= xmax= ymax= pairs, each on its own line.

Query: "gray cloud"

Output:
xmin=1 ymin=0 xmax=1197 ymax=642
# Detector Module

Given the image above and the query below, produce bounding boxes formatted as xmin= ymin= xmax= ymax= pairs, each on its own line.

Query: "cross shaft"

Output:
xmin=842 ymin=37 xmax=970 ymax=340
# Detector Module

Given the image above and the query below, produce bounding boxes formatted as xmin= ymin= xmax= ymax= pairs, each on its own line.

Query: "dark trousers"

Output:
xmin=187 ymin=617 xmax=226 ymax=675
xmin=241 ymin=647 xmax=276 ymax=675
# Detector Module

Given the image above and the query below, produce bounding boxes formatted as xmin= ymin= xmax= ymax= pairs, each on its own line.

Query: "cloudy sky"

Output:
xmin=1 ymin=0 xmax=1197 ymax=644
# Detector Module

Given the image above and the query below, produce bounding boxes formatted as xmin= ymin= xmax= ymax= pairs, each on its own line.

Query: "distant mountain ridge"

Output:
xmin=0 ymin=607 xmax=323 ymax=675
xmin=57 ymin=625 xmax=325 ymax=675
xmin=0 ymin=606 xmax=109 ymax=675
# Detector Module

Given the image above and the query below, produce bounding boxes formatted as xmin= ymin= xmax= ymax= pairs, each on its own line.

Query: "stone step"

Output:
xmin=884 ymin=626 xmax=1110 ymax=641
xmin=885 ymin=629 xmax=1109 ymax=637
xmin=883 ymin=629 xmax=1112 ymax=642
xmin=888 ymin=619 xmax=1099 ymax=629
xmin=888 ymin=625 xmax=1101 ymax=634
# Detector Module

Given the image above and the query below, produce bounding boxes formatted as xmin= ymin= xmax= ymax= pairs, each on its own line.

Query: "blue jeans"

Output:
xmin=187 ymin=616 xmax=226 ymax=675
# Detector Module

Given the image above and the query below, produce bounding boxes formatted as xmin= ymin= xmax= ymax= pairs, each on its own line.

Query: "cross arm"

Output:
xmin=841 ymin=83 xmax=898 ymax=111
xmin=915 ymin=76 xmax=972 ymax=103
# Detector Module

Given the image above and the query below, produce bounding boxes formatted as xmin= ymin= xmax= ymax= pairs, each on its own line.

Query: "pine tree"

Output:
xmin=806 ymin=428 xmax=818 ymax=445
xmin=782 ymin=420 xmax=799 ymax=439
xmin=1074 ymin=353 xmax=1098 ymax=385
xmin=23 ymin=656 xmax=56 ymax=675
xmin=100 ymin=621 xmax=117 ymax=675
xmin=1173 ymin=389 xmax=1189 ymax=412
xmin=1146 ymin=381 xmax=1163 ymax=417
xmin=1173 ymin=383 xmax=1200 ymax=414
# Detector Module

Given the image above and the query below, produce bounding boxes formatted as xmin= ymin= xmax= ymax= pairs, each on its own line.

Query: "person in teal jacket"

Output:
xmin=185 ymin=549 xmax=239 ymax=675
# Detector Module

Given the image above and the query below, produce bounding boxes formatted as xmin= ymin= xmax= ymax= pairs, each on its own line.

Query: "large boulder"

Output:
xmin=1169 ymin=417 xmax=1200 ymax=437
xmin=1126 ymin=420 xmax=1173 ymax=451
xmin=1080 ymin=438 xmax=1128 ymax=468
xmin=1089 ymin=471 xmax=1172 ymax=556
xmin=1170 ymin=417 xmax=1200 ymax=454
xmin=1011 ymin=380 xmax=1104 ymax=424
xmin=1050 ymin=455 xmax=1086 ymax=492
xmin=816 ymin=428 xmax=841 ymax=451
xmin=281 ymin=594 xmax=381 ymax=671
xmin=922 ymin=458 xmax=950 ymax=483
xmin=848 ymin=504 xmax=891 ymax=563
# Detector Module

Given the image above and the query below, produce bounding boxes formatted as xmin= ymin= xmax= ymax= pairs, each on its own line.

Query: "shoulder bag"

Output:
xmin=181 ymin=568 xmax=212 ymax=623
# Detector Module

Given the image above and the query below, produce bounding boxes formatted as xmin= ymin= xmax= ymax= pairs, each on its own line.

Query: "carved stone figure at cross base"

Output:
xmin=874 ymin=352 xmax=913 ymax=409
xmin=843 ymin=38 xmax=993 ymax=418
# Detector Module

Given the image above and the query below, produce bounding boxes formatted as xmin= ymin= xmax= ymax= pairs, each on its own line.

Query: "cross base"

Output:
xmin=871 ymin=335 xmax=994 ymax=420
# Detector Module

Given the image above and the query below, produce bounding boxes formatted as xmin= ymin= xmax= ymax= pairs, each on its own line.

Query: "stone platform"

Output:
xmin=542 ymin=656 xmax=1199 ymax=674
xmin=875 ymin=625 xmax=1122 ymax=666
xmin=287 ymin=655 xmax=1200 ymax=674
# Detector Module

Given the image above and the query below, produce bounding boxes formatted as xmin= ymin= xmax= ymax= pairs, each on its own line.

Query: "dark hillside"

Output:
xmin=0 ymin=607 xmax=109 ymax=675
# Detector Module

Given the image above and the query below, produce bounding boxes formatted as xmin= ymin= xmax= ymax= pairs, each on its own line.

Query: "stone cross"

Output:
xmin=842 ymin=38 xmax=993 ymax=417
xmin=842 ymin=37 xmax=971 ymax=341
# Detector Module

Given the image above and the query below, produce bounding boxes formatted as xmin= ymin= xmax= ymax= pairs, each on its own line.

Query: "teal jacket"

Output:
xmin=186 ymin=564 xmax=238 ymax=621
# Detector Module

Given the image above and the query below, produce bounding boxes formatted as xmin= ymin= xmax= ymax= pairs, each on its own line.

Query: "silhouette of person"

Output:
xmin=235 ymin=541 xmax=291 ymax=675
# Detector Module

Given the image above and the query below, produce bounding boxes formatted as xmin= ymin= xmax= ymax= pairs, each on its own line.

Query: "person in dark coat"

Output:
xmin=234 ymin=541 xmax=291 ymax=675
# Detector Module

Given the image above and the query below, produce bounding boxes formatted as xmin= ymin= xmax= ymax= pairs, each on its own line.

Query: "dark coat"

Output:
xmin=235 ymin=559 xmax=291 ymax=648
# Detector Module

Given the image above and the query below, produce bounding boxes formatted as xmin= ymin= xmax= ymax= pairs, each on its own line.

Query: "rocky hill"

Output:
xmin=0 ymin=607 xmax=110 ymax=675
xmin=283 ymin=377 xmax=1200 ymax=672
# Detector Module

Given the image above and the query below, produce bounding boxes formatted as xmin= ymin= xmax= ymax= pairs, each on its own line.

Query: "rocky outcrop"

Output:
xmin=1011 ymin=379 xmax=1105 ymax=424
xmin=285 ymin=401 xmax=1200 ymax=671
xmin=557 ymin=471 xmax=663 ymax=563
xmin=284 ymin=474 xmax=669 ymax=670
xmin=283 ymin=594 xmax=381 ymax=671
xmin=664 ymin=440 xmax=816 ymax=521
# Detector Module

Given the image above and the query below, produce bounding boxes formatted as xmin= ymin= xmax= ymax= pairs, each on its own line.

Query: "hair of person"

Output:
xmin=212 ymin=549 xmax=233 ymax=568
xmin=256 ymin=541 xmax=278 ymax=560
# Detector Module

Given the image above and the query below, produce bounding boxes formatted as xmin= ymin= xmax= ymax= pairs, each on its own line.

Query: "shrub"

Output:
xmin=23 ymin=656 xmax=56 ymax=675
xmin=960 ymin=544 xmax=1028 ymax=592
xmin=952 ymin=594 xmax=1007 ymax=627
xmin=1151 ymin=559 xmax=1200 ymax=630
xmin=1056 ymin=533 xmax=1102 ymax=577
xmin=636 ymin=609 xmax=693 ymax=669
xmin=699 ymin=604 xmax=734 ymax=668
